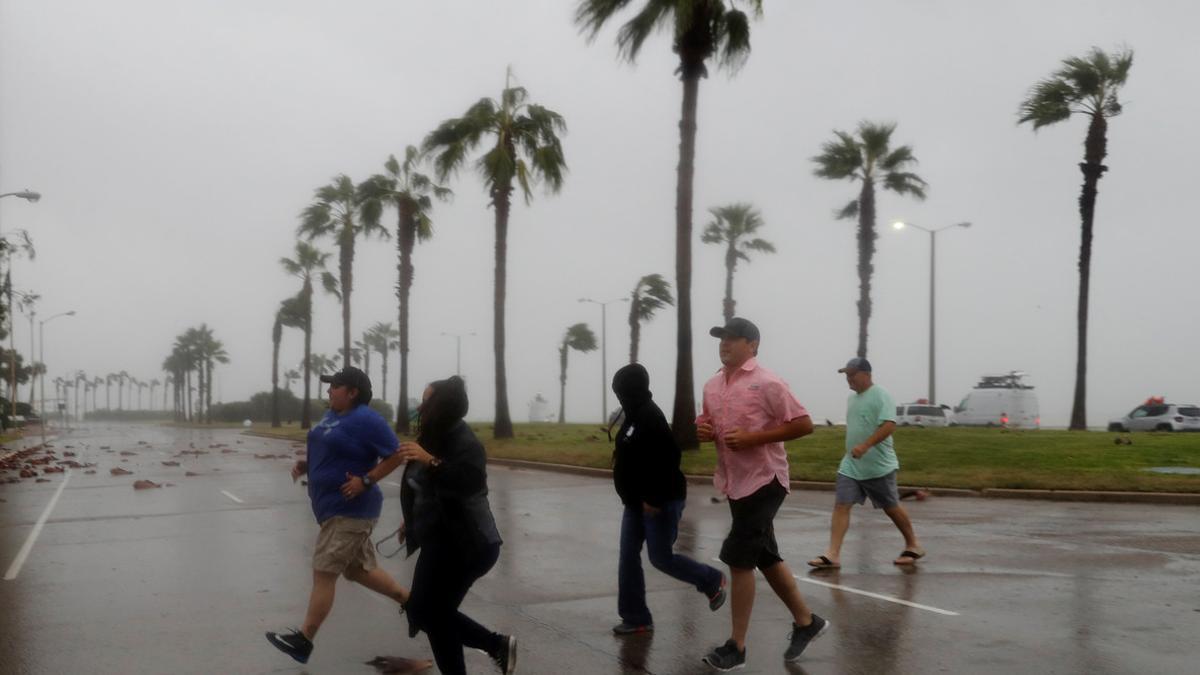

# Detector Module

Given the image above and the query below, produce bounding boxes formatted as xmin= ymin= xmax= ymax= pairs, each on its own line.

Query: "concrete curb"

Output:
xmin=485 ymin=457 xmax=1200 ymax=505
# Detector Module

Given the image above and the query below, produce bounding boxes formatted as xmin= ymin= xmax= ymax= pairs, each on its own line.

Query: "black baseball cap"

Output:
xmin=320 ymin=366 xmax=373 ymax=404
xmin=709 ymin=317 xmax=761 ymax=342
xmin=837 ymin=357 xmax=872 ymax=373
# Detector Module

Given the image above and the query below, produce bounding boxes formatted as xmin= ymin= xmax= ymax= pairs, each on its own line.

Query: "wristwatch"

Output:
xmin=361 ymin=474 xmax=374 ymax=488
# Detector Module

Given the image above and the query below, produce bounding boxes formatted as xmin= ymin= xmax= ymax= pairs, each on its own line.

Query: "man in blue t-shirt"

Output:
xmin=807 ymin=358 xmax=925 ymax=570
xmin=266 ymin=367 xmax=419 ymax=666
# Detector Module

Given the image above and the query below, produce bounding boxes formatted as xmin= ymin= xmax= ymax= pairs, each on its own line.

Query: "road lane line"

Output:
xmin=4 ymin=470 xmax=73 ymax=581
xmin=220 ymin=490 xmax=244 ymax=504
xmin=707 ymin=557 xmax=959 ymax=616
xmin=796 ymin=576 xmax=960 ymax=616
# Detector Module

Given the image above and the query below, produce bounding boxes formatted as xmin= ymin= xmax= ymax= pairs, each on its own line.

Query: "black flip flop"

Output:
xmin=894 ymin=550 xmax=925 ymax=565
xmin=807 ymin=555 xmax=840 ymax=569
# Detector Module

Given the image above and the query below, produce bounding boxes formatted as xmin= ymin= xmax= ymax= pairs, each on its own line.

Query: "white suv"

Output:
xmin=895 ymin=403 xmax=952 ymax=427
xmin=1108 ymin=404 xmax=1200 ymax=432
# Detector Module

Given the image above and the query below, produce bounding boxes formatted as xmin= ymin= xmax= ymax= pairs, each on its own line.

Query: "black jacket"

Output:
xmin=611 ymin=364 xmax=687 ymax=508
xmin=399 ymin=420 xmax=502 ymax=556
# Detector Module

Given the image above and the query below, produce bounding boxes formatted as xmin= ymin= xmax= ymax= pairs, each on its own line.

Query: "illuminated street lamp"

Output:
xmin=892 ymin=220 xmax=972 ymax=405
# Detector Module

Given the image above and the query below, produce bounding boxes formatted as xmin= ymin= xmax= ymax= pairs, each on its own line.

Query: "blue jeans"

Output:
xmin=618 ymin=499 xmax=723 ymax=625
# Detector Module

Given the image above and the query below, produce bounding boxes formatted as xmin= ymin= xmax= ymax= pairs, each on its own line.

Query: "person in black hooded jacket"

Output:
xmin=396 ymin=376 xmax=516 ymax=675
xmin=610 ymin=363 xmax=727 ymax=635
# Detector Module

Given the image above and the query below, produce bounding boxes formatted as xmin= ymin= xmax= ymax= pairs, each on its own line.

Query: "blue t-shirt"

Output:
xmin=306 ymin=405 xmax=398 ymax=523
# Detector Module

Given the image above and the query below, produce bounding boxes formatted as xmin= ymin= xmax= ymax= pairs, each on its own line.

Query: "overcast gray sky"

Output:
xmin=2 ymin=0 xmax=1197 ymax=427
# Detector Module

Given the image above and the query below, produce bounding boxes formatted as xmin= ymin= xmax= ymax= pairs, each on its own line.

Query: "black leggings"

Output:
xmin=406 ymin=540 xmax=503 ymax=675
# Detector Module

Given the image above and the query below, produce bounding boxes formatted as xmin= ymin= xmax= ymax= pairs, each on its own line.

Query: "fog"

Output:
xmin=2 ymin=0 xmax=1197 ymax=427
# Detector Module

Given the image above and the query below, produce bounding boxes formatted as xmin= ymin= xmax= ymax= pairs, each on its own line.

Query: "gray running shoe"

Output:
xmin=708 ymin=573 xmax=728 ymax=611
xmin=612 ymin=622 xmax=653 ymax=635
xmin=702 ymin=639 xmax=746 ymax=671
xmin=784 ymin=614 xmax=830 ymax=662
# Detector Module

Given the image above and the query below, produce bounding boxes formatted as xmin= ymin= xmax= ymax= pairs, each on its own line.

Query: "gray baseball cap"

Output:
xmin=837 ymin=357 xmax=872 ymax=373
xmin=709 ymin=317 xmax=760 ymax=342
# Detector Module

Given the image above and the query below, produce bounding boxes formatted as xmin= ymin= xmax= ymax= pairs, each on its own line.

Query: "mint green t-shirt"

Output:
xmin=838 ymin=384 xmax=898 ymax=480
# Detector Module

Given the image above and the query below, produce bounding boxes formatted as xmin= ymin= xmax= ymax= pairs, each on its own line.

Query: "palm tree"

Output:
xmin=193 ymin=325 xmax=228 ymax=424
xmin=812 ymin=121 xmax=927 ymax=358
xmin=148 ymin=378 xmax=159 ymax=411
xmin=627 ymin=274 xmax=674 ymax=364
xmin=281 ymin=241 xmax=334 ymax=428
xmin=273 ymin=296 xmax=305 ymax=428
xmin=355 ymin=335 xmax=371 ymax=380
xmin=1019 ymin=47 xmax=1133 ymax=431
xmin=366 ymin=322 xmax=399 ymax=409
xmin=701 ymin=203 xmax=775 ymax=322
xmin=117 ymin=370 xmax=130 ymax=410
xmin=26 ymin=362 xmax=45 ymax=408
xmin=283 ymin=369 xmax=300 ymax=394
xmin=74 ymin=371 xmax=87 ymax=419
xmin=360 ymin=146 xmax=452 ymax=434
xmin=297 ymin=175 xmax=389 ymax=368
xmin=162 ymin=374 xmax=173 ymax=412
xmin=136 ymin=379 xmax=149 ymax=411
xmin=558 ymin=323 xmax=598 ymax=424
xmin=576 ymin=0 xmax=761 ymax=449
xmin=105 ymin=373 xmax=117 ymax=410
xmin=306 ymin=353 xmax=338 ymax=402
xmin=423 ymin=68 xmax=567 ymax=439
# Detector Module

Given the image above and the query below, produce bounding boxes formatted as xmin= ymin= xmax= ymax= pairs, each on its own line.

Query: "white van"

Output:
xmin=895 ymin=402 xmax=952 ymax=427
xmin=953 ymin=372 xmax=1040 ymax=429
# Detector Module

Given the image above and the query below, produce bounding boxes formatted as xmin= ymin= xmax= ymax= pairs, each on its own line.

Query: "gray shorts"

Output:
xmin=835 ymin=471 xmax=899 ymax=509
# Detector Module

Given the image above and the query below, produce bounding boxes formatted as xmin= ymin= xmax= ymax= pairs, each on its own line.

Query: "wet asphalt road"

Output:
xmin=1 ymin=424 xmax=1198 ymax=675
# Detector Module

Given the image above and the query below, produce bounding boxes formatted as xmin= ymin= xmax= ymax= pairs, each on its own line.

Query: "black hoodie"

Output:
xmin=611 ymin=364 xmax=687 ymax=508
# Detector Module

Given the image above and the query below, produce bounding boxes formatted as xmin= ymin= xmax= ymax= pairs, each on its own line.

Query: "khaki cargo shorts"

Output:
xmin=313 ymin=516 xmax=378 ymax=575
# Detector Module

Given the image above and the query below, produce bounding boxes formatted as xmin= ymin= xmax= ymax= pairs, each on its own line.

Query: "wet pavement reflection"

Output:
xmin=1 ymin=423 xmax=1198 ymax=674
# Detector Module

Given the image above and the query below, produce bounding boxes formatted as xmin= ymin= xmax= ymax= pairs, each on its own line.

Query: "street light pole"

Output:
xmin=892 ymin=221 xmax=971 ymax=405
xmin=440 ymin=331 xmax=476 ymax=377
xmin=39 ymin=310 xmax=75 ymax=444
xmin=579 ymin=297 xmax=629 ymax=424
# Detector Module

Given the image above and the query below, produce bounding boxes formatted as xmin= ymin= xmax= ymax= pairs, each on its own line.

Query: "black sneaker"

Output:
xmin=708 ymin=573 xmax=728 ymax=611
xmin=702 ymin=639 xmax=746 ymax=671
xmin=612 ymin=622 xmax=653 ymax=635
xmin=492 ymin=634 xmax=518 ymax=675
xmin=265 ymin=628 xmax=313 ymax=664
xmin=784 ymin=613 xmax=830 ymax=662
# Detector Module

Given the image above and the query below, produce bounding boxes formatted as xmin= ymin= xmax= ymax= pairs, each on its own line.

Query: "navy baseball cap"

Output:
xmin=709 ymin=317 xmax=761 ymax=342
xmin=320 ymin=366 xmax=373 ymax=404
xmin=837 ymin=357 xmax=872 ymax=373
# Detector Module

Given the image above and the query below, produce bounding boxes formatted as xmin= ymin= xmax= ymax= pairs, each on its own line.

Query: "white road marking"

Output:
xmin=706 ymin=556 xmax=959 ymax=616
xmin=220 ymin=490 xmax=244 ymax=504
xmin=4 ymin=470 xmax=73 ymax=581
xmin=796 ymin=575 xmax=960 ymax=616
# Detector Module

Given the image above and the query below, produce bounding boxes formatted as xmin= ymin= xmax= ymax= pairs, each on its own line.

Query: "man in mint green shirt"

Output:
xmin=807 ymin=358 xmax=925 ymax=568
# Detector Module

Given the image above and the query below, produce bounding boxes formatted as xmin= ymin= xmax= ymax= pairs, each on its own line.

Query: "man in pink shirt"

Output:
xmin=697 ymin=318 xmax=829 ymax=671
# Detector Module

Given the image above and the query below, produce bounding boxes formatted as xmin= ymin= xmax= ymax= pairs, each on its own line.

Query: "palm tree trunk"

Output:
xmin=205 ymin=359 xmax=213 ymax=424
xmin=380 ymin=350 xmax=389 ymax=410
xmin=1070 ymin=114 xmax=1109 ymax=431
xmin=558 ymin=345 xmax=568 ymax=424
xmin=302 ymin=284 xmax=313 ymax=429
xmin=106 ymin=383 xmax=111 ymax=410
xmin=118 ymin=379 xmax=123 ymax=410
xmin=396 ymin=202 xmax=415 ymax=433
xmin=723 ymin=243 xmax=737 ymax=323
xmin=492 ymin=181 xmax=514 ymax=439
xmin=628 ymin=295 xmax=640 ymax=364
xmin=855 ymin=178 xmax=877 ymax=358
xmin=272 ymin=318 xmax=282 ymax=428
xmin=339 ymin=225 xmax=355 ymax=368
xmin=671 ymin=66 xmax=701 ymax=450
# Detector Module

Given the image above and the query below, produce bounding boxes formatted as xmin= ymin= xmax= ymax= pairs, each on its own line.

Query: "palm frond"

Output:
xmin=321 ymin=271 xmax=341 ymax=301
xmin=857 ymin=121 xmax=896 ymax=163
xmin=614 ymin=0 xmax=674 ymax=61
xmin=883 ymin=171 xmax=928 ymax=200
xmin=835 ymin=199 xmax=859 ymax=221
xmin=812 ymin=131 xmax=863 ymax=180
xmin=563 ymin=322 xmax=598 ymax=352
xmin=741 ymin=237 xmax=776 ymax=254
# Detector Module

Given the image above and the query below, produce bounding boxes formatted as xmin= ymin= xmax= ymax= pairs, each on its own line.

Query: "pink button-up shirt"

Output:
xmin=696 ymin=358 xmax=809 ymax=500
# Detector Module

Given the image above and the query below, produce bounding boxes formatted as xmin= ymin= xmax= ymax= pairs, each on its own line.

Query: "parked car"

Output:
xmin=1108 ymin=403 xmax=1200 ymax=432
xmin=953 ymin=372 xmax=1040 ymax=429
xmin=895 ymin=403 xmax=952 ymax=427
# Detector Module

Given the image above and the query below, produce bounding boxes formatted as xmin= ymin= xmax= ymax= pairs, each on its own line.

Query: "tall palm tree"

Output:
xmin=558 ymin=323 xmax=597 ymax=424
xmin=812 ymin=121 xmax=927 ymax=358
xmin=117 ymin=370 xmax=130 ymax=410
xmin=105 ymin=373 xmax=117 ymax=410
xmin=306 ymin=353 xmax=337 ymax=402
xmin=283 ymin=369 xmax=300 ymax=394
xmin=297 ymin=175 xmax=389 ymax=368
xmin=273 ymin=296 xmax=305 ymax=428
xmin=366 ymin=322 xmax=399 ymax=409
xmin=281 ymin=241 xmax=334 ymax=428
xmin=1019 ymin=47 xmax=1133 ymax=431
xmin=162 ymin=374 xmax=173 ymax=412
xmin=627 ymin=273 xmax=674 ymax=363
xmin=701 ymin=203 xmax=775 ymax=322
xmin=576 ymin=0 xmax=761 ymax=449
xmin=423 ymin=69 xmax=567 ymax=439
xmin=193 ymin=325 xmax=228 ymax=424
xmin=148 ymin=378 xmax=159 ymax=411
xmin=136 ymin=379 xmax=149 ymax=411
xmin=73 ymin=371 xmax=86 ymax=421
xmin=360 ymin=146 xmax=452 ymax=434
xmin=355 ymin=335 xmax=371 ymax=381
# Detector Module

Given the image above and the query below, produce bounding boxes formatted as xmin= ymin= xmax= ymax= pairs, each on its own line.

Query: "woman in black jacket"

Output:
xmin=397 ymin=376 xmax=516 ymax=674
xmin=610 ymin=363 xmax=727 ymax=635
